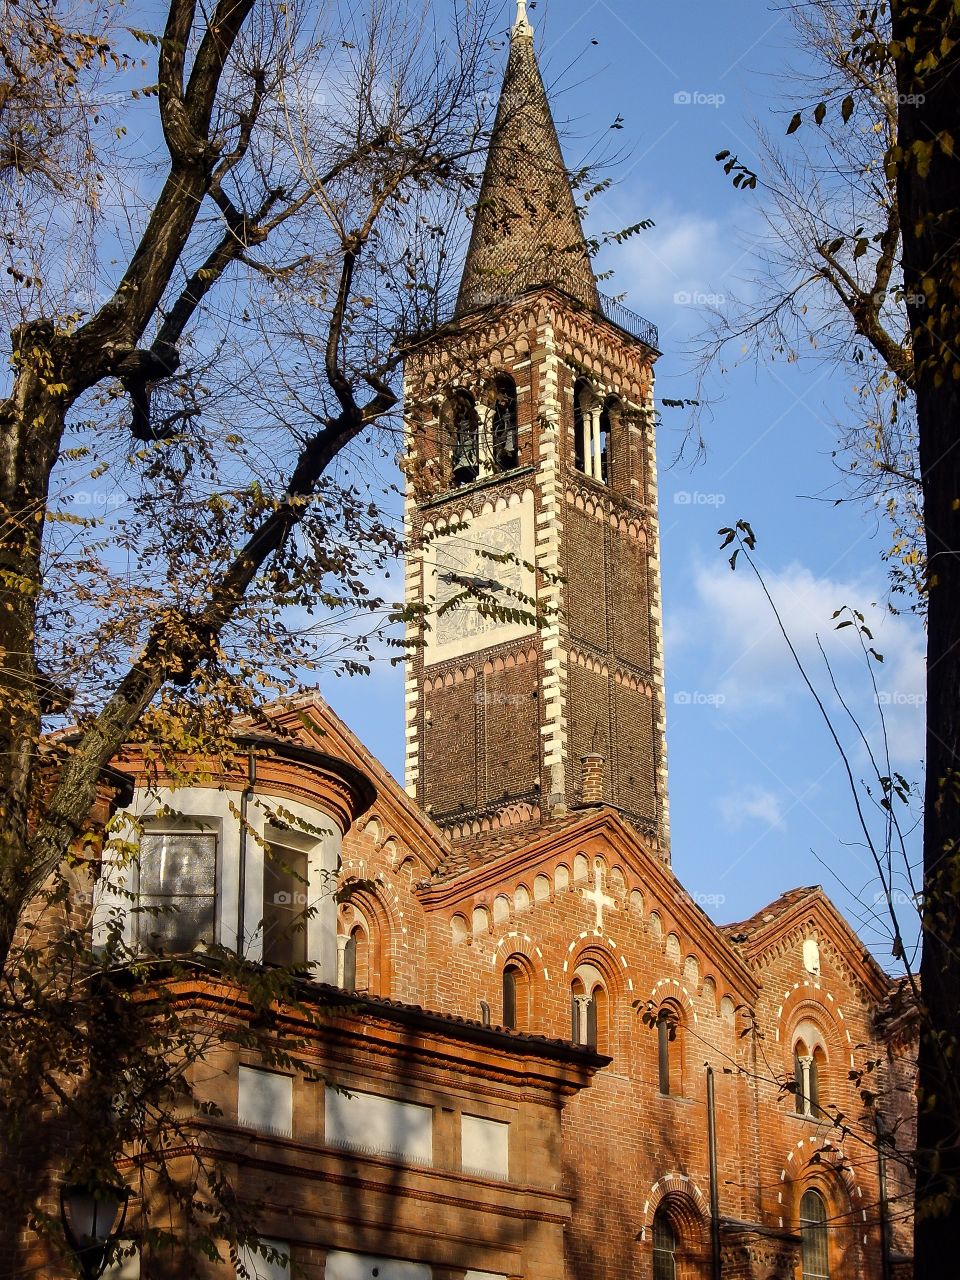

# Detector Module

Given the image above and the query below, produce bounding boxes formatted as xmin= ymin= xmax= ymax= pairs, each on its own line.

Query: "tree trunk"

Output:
xmin=0 ymin=322 xmax=73 ymax=958
xmin=891 ymin=0 xmax=960 ymax=1262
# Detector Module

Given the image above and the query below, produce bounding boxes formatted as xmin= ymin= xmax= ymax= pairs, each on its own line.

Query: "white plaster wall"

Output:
xmin=324 ymin=1086 xmax=433 ymax=1162
xmin=237 ymin=1241 xmax=289 ymax=1280
xmin=461 ymin=1114 xmax=510 ymax=1179
xmin=93 ymin=786 xmax=340 ymax=982
xmin=325 ymin=1254 xmax=431 ymax=1280
xmin=237 ymin=1066 xmax=293 ymax=1136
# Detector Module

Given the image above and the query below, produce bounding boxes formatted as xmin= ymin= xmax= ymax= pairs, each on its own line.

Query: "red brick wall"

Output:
xmin=424 ymin=678 xmax=478 ymax=814
xmin=482 ymin=658 xmax=540 ymax=804
xmin=335 ymin=809 xmax=904 ymax=1280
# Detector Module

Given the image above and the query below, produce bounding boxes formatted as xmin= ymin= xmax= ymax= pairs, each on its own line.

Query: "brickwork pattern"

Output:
xmin=329 ymin=790 xmax=905 ymax=1280
xmin=456 ymin=28 xmax=599 ymax=316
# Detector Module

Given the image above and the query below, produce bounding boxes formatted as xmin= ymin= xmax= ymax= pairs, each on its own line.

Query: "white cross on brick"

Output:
xmin=581 ymin=862 xmax=616 ymax=930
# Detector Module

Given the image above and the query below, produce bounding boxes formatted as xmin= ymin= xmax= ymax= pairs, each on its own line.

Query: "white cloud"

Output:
xmin=669 ymin=556 xmax=926 ymax=768
xmin=719 ymin=785 xmax=785 ymax=831
xmin=588 ymin=180 xmax=764 ymax=333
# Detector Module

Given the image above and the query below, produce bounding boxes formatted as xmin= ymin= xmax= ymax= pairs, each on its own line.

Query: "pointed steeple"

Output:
xmin=456 ymin=3 xmax=600 ymax=316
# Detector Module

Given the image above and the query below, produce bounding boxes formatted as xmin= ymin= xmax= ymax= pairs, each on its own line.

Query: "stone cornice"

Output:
xmin=148 ymin=970 xmax=608 ymax=1096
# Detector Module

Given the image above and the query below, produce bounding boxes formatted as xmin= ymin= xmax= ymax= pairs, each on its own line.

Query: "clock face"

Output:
xmin=423 ymin=492 xmax=537 ymax=665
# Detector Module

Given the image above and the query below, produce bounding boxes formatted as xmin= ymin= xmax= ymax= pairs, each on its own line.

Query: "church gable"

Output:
xmin=418 ymin=808 xmax=759 ymax=1020
xmin=723 ymin=886 xmax=893 ymax=1007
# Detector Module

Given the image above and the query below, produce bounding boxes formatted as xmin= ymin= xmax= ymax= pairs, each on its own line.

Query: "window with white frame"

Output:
xmin=461 ymin=1113 xmax=509 ymax=1179
xmin=237 ymin=1239 xmax=289 ymax=1280
xmin=101 ymin=1244 xmax=140 ymax=1280
xmin=324 ymin=1085 xmax=432 ymax=1163
xmin=135 ymin=827 xmax=217 ymax=953
xmin=325 ymin=1252 xmax=430 ymax=1280
xmin=237 ymin=1066 xmax=293 ymax=1137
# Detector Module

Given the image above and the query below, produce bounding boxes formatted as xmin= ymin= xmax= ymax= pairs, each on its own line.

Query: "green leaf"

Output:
xmin=814 ymin=101 xmax=827 ymax=126
xmin=841 ymin=94 xmax=854 ymax=123
xmin=786 ymin=112 xmax=802 ymax=135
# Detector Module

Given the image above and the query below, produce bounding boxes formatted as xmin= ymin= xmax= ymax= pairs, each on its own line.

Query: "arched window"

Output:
xmin=570 ymin=961 xmax=608 ymax=1051
xmin=652 ymin=1206 xmax=678 ymax=1280
xmin=793 ymin=1025 xmax=827 ymax=1117
xmin=491 ymin=375 xmax=518 ymax=471
xmin=342 ymin=930 xmax=356 ymax=990
xmin=573 ymin=379 xmax=593 ymax=476
xmin=449 ymin=389 xmax=479 ymax=486
xmin=800 ymin=1189 xmax=830 ymax=1279
xmin=349 ymin=924 xmax=369 ymax=991
xmin=502 ymin=956 xmax=532 ymax=1031
xmin=656 ymin=1002 xmax=684 ymax=1097
xmin=337 ymin=894 xmax=388 ymax=996
xmin=503 ymin=965 xmax=517 ymax=1028
xmin=599 ymin=396 xmax=619 ymax=485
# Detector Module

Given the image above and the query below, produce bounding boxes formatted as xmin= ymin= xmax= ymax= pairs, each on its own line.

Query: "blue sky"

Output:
xmin=322 ymin=0 xmax=924 ymax=970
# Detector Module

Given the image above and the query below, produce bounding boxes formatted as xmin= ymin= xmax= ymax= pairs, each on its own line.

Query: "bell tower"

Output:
xmin=403 ymin=3 xmax=670 ymax=860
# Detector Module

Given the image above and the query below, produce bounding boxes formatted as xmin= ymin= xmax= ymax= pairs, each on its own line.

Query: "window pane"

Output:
xmin=262 ymin=844 xmax=309 ymax=967
xmin=138 ymin=895 xmax=216 ymax=953
xmin=342 ymin=934 xmax=357 ymax=991
xmin=658 ymin=1017 xmax=671 ymax=1095
xmin=139 ymin=831 xmax=216 ymax=897
xmin=800 ymin=1190 xmax=830 ymax=1280
xmin=586 ymin=995 xmax=598 ymax=1049
xmin=652 ymin=1210 xmax=677 ymax=1280
xmin=502 ymin=968 xmax=516 ymax=1029
xmin=136 ymin=830 xmax=216 ymax=952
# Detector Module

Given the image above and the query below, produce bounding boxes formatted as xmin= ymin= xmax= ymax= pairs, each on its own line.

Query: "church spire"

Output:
xmin=512 ymin=0 xmax=532 ymax=38
xmin=455 ymin=4 xmax=600 ymax=316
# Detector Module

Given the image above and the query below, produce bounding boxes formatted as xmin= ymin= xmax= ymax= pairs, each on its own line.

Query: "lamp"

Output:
xmin=59 ymin=1182 xmax=129 ymax=1280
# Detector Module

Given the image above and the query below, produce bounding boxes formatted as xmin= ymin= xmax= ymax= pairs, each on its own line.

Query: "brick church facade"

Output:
xmin=32 ymin=5 xmax=915 ymax=1279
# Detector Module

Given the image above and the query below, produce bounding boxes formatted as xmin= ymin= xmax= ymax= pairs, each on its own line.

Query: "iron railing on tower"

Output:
xmin=403 ymin=286 xmax=659 ymax=352
xmin=597 ymin=293 xmax=659 ymax=351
